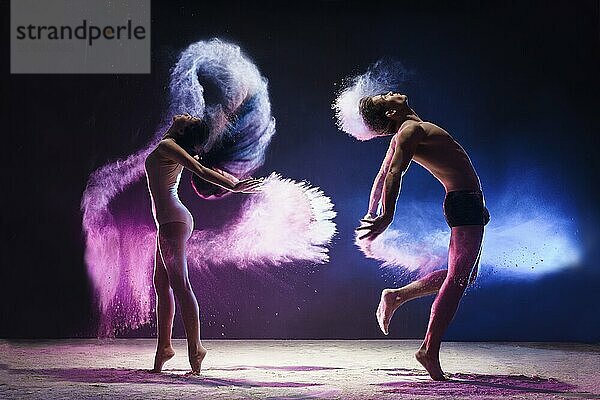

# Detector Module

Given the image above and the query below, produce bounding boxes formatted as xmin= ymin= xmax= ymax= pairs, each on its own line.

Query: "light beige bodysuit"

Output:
xmin=144 ymin=148 xmax=194 ymax=233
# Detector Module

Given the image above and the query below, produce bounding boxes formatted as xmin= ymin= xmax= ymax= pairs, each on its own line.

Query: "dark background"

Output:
xmin=1 ymin=0 xmax=599 ymax=341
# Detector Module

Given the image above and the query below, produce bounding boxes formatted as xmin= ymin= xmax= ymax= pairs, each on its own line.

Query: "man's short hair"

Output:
xmin=359 ymin=95 xmax=390 ymax=134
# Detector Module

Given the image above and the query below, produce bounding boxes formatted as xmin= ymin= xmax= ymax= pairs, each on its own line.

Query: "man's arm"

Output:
xmin=357 ymin=123 xmax=426 ymax=240
xmin=380 ymin=125 xmax=424 ymax=217
xmin=366 ymin=173 xmax=384 ymax=217
xmin=367 ymin=143 xmax=395 ymax=217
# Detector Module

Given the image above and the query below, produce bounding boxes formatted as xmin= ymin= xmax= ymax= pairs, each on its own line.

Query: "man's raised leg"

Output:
xmin=376 ymin=269 xmax=448 ymax=335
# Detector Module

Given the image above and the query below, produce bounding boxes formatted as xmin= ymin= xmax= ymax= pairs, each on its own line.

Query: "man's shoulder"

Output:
xmin=394 ymin=121 xmax=427 ymax=144
xmin=418 ymin=121 xmax=449 ymax=135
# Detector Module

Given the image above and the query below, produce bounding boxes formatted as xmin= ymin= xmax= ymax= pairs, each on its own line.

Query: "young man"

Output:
xmin=355 ymin=91 xmax=490 ymax=380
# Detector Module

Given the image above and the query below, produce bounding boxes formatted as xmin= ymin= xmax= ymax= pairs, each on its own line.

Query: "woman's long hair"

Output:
xmin=167 ymin=39 xmax=276 ymax=198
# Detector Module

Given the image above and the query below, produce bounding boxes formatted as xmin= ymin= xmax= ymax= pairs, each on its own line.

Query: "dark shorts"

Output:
xmin=443 ymin=190 xmax=490 ymax=228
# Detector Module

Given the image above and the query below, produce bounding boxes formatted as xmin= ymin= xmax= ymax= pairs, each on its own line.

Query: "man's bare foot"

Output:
xmin=376 ymin=289 xmax=406 ymax=335
xmin=415 ymin=349 xmax=446 ymax=381
xmin=151 ymin=346 xmax=175 ymax=373
xmin=188 ymin=346 xmax=208 ymax=375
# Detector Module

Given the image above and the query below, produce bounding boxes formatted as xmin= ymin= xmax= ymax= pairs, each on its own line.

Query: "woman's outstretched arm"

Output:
xmin=156 ymin=138 xmax=260 ymax=193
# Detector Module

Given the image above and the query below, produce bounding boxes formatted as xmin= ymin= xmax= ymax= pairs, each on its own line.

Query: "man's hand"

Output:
xmin=233 ymin=178 xmax=264 ymax=194
xmin=355 ymin=213 xmax=393 ymax=241
xmin=362 ymin=212 xmax=378 ymax=222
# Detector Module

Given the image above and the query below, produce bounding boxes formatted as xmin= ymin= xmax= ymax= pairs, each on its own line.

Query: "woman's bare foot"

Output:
xmin=151 ymin=346 xmax=175 ymax=373
xmin=188 ymin=346 xmax=208 ymax=375
xmin=376 ymin=288 xmax=406 ymax=335
xmin=415 ymin=349 xmax=446 ymax=381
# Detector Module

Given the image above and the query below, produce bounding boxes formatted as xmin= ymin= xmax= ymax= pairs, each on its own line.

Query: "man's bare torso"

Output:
xmin=384 ymin=121 xmax=481 ymax=193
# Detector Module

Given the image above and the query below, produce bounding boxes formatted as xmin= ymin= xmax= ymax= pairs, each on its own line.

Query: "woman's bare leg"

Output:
xmin=152 ymin=236 xmax=176 ymax=372
xmin=416 ymin=225 xmax=484 ymax=380
xmin=376 ymin=269 xmax=448 ymax=335
xmin=158 ymin=222 xmax=207 ymax=374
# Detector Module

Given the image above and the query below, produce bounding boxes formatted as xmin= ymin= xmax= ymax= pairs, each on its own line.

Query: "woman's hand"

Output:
xmin=213 ymin=167 xmax=240 ymax=185
xmin=233 ymin=178 xmax=264 ymax=194
xmin=192 ymin=156 xmax=248 ymax=192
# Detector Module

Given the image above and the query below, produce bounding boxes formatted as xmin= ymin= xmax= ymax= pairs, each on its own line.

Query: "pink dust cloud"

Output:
xmin=81 ymin=155 xmax=336 ymax=336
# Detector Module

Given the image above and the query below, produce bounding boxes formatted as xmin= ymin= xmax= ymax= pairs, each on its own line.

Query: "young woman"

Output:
xmin=145 ymin=113 xmax=262 ymax=374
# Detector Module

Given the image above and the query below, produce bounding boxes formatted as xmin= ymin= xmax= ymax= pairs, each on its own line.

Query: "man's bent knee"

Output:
xmin=447 ymin=273 xmax=471 ymax=289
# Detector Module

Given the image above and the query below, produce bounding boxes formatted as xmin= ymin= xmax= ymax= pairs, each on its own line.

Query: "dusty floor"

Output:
xmin=0 ymin=339 xmax=598 ymax=399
